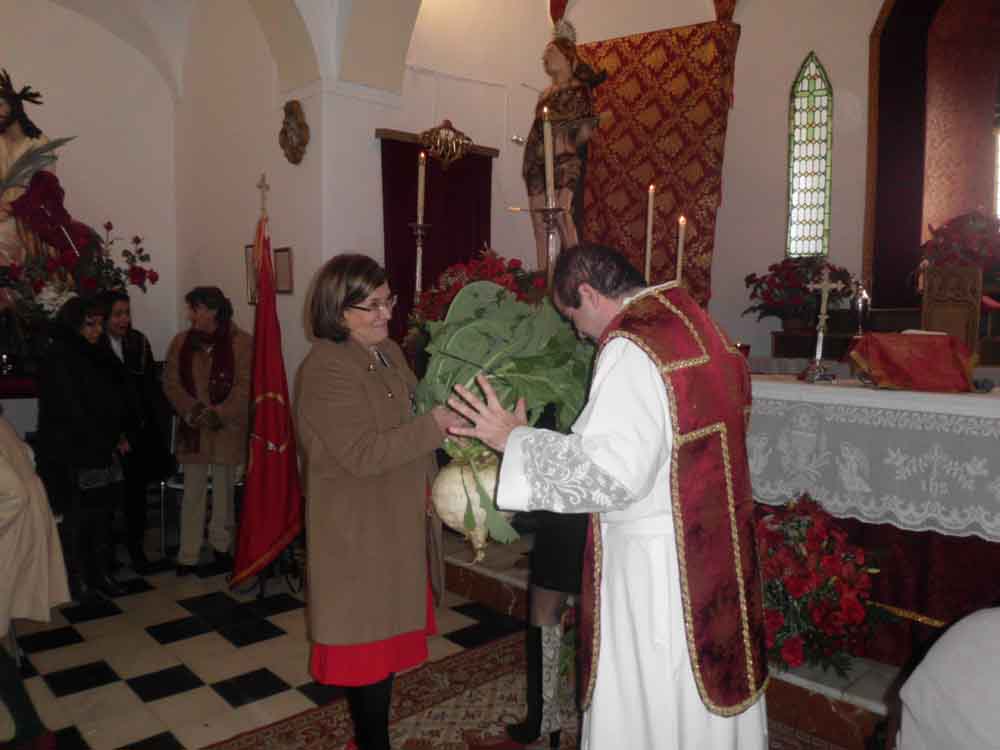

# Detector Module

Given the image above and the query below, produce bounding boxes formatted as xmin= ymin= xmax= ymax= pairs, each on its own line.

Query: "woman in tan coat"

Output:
xmin=296 ymin=255 xmax=462 ymax=750
xmin=164 ymin=287 xmax=252 ymax=575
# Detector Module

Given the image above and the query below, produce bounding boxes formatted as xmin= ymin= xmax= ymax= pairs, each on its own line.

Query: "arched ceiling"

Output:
xmin=51 ymin=0 xmax=322 ymax=98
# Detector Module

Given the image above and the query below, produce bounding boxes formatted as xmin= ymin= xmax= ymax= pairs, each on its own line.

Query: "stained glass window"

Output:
xmin=786 ymin=52 xmax=833 ymax=257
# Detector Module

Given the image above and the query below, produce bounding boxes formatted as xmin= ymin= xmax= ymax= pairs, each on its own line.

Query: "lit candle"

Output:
xmin=542 ymin=107 xmax=555 ymax=208
xmin=677 ymin=215 xmax=687 ymax=282
xmin=644 ymin=184 xmax=655 ymax=283
xmin=417 ymin=151 xmax=427 ymax=225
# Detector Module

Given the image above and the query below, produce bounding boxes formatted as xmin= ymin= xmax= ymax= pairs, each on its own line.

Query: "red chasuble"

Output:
xmin=578 ymin=284 xmax=768 ymax=716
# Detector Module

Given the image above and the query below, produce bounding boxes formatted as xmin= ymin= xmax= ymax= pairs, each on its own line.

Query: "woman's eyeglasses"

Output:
xmin=348 ymin=295 xmax=397 ymax=314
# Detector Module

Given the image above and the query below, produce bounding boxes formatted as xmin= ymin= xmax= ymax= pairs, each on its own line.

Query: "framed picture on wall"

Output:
xmin=274 ymin=247 xmax=293 ymax=294
xmin=244 ymin=245 xmax=257 ymax=305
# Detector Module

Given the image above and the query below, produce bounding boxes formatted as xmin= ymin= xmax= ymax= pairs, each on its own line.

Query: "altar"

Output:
xmin=750 ymin=375 xmax=1000 ymax=541
xmin=749 ymin=374 xmax=1000 ymax=665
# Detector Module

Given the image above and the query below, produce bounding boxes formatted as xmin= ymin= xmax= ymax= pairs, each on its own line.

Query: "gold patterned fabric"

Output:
xmin=580 ymin=22 xmax=740 ymax=304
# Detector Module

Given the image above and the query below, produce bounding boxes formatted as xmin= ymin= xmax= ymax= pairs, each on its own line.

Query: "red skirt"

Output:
xmin=309 ymin=582 xmax=438 ymax=686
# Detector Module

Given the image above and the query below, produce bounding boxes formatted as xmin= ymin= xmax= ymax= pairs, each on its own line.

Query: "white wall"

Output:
xmin=1 ymin=1 xmax=178 ymax=355
xmin=175 ymin=0 xmax=323 ymax=376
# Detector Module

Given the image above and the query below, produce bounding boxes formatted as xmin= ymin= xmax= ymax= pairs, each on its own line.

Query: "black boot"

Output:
xmin=345 ymin=674 xmax=394 ymax=750
xmin=507 ymin=625 xmax=543 ymax=742
xmin=506 ymin=624 xmax=561 ymax=748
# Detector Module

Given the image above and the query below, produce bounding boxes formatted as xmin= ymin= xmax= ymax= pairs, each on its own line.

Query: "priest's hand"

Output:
xmin=448 ymin=373 xmax=527 ymax=453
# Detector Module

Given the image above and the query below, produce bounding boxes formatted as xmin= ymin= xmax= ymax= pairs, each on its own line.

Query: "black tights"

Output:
xmin=345 ymin=674 xmax=394 ymax=750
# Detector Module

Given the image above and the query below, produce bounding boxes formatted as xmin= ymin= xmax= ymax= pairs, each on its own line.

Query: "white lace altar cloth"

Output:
xmin=749 ymin=375 xmax=1000 ymax=542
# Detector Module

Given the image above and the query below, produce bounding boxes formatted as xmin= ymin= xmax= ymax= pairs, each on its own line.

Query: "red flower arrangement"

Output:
xmin=756 ymin=495 xmax=884 ymax=676
xmin=409 ymin=248 xmax=544 ymax=329
xmin=920 ymin=211 xmax=1000 ymax=269
xmin=743 ymin=257 xmax=853 ymax=324
xmin=6 ymin=172 xmax=159 ymax=320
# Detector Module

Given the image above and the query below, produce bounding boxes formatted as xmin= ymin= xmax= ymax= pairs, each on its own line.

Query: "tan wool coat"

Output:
xmin=163 ymin=326 xmax=253 ymax=466
xmin=295 ymin=337 xmax=444 ymax=646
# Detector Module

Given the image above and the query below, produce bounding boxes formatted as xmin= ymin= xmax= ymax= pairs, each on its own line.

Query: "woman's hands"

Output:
xmin=430 ymin=405 xmax=466 ymax=436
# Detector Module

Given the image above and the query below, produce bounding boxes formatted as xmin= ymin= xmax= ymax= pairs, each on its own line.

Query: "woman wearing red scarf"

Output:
xmin=164 ymin=287 xmax=252 ymax=575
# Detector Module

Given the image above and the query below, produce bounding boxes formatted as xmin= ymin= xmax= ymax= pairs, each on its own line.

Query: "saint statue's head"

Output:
xmin=0 ymin=69 xmax=43 ymax=138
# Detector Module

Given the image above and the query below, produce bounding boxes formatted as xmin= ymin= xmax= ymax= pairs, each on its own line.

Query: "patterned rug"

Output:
xmin=206 ymin=632 xmax=834 ymax=750
xmin=206 ymin=633 xmax=579 ymax=750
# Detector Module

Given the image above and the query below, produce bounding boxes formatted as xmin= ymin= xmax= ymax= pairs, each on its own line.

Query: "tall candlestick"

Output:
xmin=677 ymin=216 xmax=687 ymax=282
xmin=644 ymin=184 xmax=655 ymax=283
xmin=417 ymin=151 xmax=427 ymax=225
xmin=542 ymin=107 xmax=555 ymax=208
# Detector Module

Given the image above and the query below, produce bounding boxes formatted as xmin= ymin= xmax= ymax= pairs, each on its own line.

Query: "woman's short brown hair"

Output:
xmin=310 ymin=254 xmax=387 ymax=342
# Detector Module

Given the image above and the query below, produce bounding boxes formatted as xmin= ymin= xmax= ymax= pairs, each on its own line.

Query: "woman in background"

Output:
xmin=296 ymin=254 xmax=463 ymax=750
xmin=37 ymin=296 xmax=132 ymax=600
xmin=99 ymin=290 xmax=173 ymax=573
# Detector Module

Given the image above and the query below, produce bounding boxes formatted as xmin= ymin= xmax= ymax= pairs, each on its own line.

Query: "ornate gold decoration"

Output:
xmin=419 ymin=120 xmax=473 ymax=169
xmin=279 ymin=99 xmax=310 ymax=165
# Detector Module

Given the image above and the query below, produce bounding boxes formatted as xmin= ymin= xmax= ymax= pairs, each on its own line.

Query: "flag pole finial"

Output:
xmin=256 ymin=173 xmax=270 ymax=217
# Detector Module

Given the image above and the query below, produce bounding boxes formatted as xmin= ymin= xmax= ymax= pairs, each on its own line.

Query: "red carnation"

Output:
xmin=508 ymin=258 xmax=523 ymax=270
xmin=764 ymin=609 xmax=785 ymax=647
xmin=532 ymin=276 xmax=547 ymax=289
xmin=128 ymin=266 xmax=147 ymax=285
xmin=103 ymin=221 xmax=114 ymax=232
xmin=147 ymin=269 xmax=159 ymax=285
xmin=780 ymin=636 xmax=805 ymax=668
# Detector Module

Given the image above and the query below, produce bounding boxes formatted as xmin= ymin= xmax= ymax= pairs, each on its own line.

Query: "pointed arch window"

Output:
xmin=786 ymin=52 xmax=833 ymax=257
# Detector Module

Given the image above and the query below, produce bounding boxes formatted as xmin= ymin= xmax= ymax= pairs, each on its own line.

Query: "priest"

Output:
xmin=449 ymin=243 xmax=768 ymax=749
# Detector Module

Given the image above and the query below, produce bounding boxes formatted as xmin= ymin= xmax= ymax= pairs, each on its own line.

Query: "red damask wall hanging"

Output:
xmin=580 ymin=21 xmax=741 ymax=305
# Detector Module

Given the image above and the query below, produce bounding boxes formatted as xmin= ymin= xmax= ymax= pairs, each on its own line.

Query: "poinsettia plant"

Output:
xmin=409 ymin=248 xmax=546 ymax=330
xmin=755 ymin=495 xmax=889 ymax=676
xmin=743 ymin=257 xmax=853 ymax=323
xmin=920 ymin=211 xmax=1000 ymax=269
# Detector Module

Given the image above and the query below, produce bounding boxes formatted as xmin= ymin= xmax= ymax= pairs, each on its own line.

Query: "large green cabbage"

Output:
xmin=416 ymin=281 xmax=594 ymax=542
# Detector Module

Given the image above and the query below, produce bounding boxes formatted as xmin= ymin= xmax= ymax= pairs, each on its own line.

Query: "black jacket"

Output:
xmin=37 ymin=325 xmax=136 ymax=480
xmin=100 ymin=328 xmax=175 ymax=482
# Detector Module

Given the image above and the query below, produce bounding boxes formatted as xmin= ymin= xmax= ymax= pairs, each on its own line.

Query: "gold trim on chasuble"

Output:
xmin=601 ymin=292 xmax=766 ymax=716
xmin=579 ymin=514 xmax=603 ymax=710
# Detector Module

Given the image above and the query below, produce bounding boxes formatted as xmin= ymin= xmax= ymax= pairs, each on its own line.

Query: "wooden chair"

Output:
xmin=920 ymin=264 xmax=982 ymax=351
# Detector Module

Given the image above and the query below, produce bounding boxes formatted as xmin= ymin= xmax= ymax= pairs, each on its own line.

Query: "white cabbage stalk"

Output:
xmin=432 ymin=454 xmax=512 ymax=564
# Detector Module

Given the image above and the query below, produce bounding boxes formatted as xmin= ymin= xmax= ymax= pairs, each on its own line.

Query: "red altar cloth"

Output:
xmin=846 ymin=332 xmax=974 ymax=393
xmin=842 ymin=518 xmax=1000 ymax=668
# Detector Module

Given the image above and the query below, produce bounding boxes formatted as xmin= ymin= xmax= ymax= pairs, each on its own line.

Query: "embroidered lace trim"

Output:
xmin=522 ymin=431 xmax=634 ymax=512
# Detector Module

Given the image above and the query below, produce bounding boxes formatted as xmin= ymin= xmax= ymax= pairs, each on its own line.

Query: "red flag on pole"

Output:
xmin=231 ymin=215 xmax=303 ymax=587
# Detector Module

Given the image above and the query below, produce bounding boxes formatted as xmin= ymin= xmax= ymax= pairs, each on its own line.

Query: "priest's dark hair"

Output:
xmin=310 ymin=254 xmax=387 ymax=342
xmin=0 ymin=69 xmax=43 ymax=139
xmin=552 ymin=242 xmax=646 ymax=309
xmin=184 ymin=286 xmax=233 ymax=323
xmin=55 ymin=295 xmax=104 ymax=335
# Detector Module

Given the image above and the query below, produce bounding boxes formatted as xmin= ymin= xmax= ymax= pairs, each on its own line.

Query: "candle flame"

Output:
xmin=679 ymin=216 xmax=687 ymax=225
xmin=649 ymin=184 xmax=655 ymax=193
xmin=419 ymin=151 xmax=426 ymax=161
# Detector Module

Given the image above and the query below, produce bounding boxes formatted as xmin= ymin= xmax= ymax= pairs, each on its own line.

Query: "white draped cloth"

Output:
xmin=898 ymin=607 xmax=1000 ymax=750
xmin=0 ymin=416 xmax=69 ymax=638
xmin=498 ymin=338 xmax=767 ymax=750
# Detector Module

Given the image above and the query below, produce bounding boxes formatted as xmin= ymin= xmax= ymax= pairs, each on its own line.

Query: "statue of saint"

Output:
xmin=522 ymin=24 xmax=605 ymax=272
xmin=0 ymin=70 xmax=50 ymax=267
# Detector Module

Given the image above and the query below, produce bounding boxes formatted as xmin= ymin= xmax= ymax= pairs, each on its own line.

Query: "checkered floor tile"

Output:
xmin=6 ymin=551 xmax=524 ymax=749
